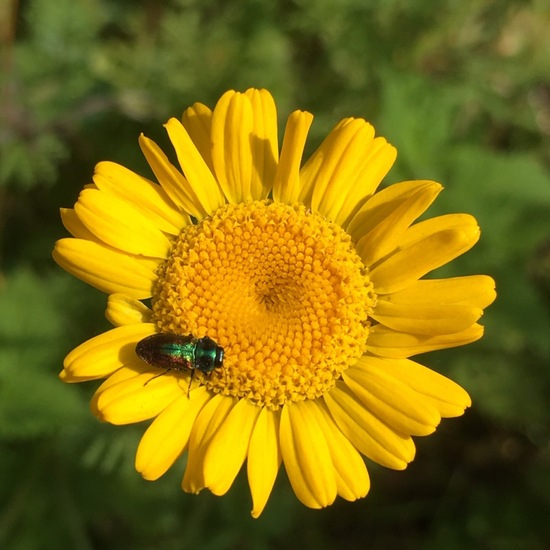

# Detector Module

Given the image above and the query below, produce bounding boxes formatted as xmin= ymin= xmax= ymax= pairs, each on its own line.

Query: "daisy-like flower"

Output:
xmin=53 ymin=88 xmax=495 ymax=517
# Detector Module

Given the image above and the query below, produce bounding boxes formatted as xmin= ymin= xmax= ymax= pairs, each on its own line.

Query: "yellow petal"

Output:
xmin=90 ymin=360 xmax=149 ymax=403
xmin=53 ymin=238 xmax=159 ymax=299
xmin=369 ymin=216 xmax=480 ymax=294
xmin=373 ymin=273 xmax=495 ymax=337
xmin=59 ymin=369 xmax=90 ymax=383
xmin=182 ymin=102 xmax=214 ymax=172
xmin=372 ymin=300 xmax=483 ymax=335
xmin=60 ymin=208 xmax=97 ymax=240
xmin=136 ymin=388 xmax=212 ymax=480
xmin=211 ymin=90 xmax=255 ymax=203
xmin=63 ymin=323 xmax=155 ymax=379
xmin=354 ymin=181 xmax=442 ymax=265
xmin=272 ymin=110 xmax=314 ymax=205
xmin=62 ymin=359 xmax=146 ymax=384
xmin=248 ymin=408 xmax=282 ymax=518
xmin=279 ymin=401 xmax=337 ymax=509
xmin=300 ymin=119 xmax=371 ymax=212
xmin=400 ymin=213 xmax=478 ymax=247
xmin=347 ymin=179 xmax=441 ymax=240
xmin=105 ymin=294 xmax=152 ymax=327
xmin=357 ymin=355 xmax=471 ymax=417
xmin=89 ymin=360 xmax=149 ymax=416
xmin=93 ymin=161 xmax=188 ymax=235
xmin=324 ymin=381 xmax=416 ymax=470
xmin=315 ymin=401 xmax=370 ymax=501
xmin=381 ymin=275 xmax=496 ymax=309
xmin=182 ymin=394 xmax=237 ymax=494
xmin=96 ymin=370 xmax=184 ymax=425
xmin=367 ymin=323 xmax=485 ymax=358
xmin=301 ymin=118 xmax=396 ymax=225
xmin=164 ymin=118 xmax=226 ymax=216
xmin=244 ymin=88 xmax=279 ymax=199
xmin=139 ymin=133 xmax=208 ymax=220
xmin=74 ymin=188 xmax=172 ymax=258
xmin=203 ymin=398 xmax=261 ymax=495
xmin=343 ymin=362 xmax=441 ymax=436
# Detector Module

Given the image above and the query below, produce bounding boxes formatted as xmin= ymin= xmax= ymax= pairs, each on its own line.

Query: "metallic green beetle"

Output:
xmin=136 ymin=333 xmax=224 ymax=396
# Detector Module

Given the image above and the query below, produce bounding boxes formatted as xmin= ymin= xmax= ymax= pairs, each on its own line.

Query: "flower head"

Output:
xmin=53 ymin=89 xmax=495 ymax=517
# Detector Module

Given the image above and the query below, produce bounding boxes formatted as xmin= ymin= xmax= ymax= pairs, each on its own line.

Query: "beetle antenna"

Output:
xmin=144 ymin=368 xmax=172 ymax=386
xmin=187 ymin=370 xmax=195 ymax=398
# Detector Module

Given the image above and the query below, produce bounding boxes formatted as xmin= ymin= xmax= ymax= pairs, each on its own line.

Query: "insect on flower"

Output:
xmin=54 ymin=88 xmax=496 ymax=518
xmin=136 ymin=333 xmax=224 ymax=396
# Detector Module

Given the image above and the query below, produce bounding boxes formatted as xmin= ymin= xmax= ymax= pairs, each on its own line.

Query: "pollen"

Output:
xmin=152 ymin=201 xmax=375 ymax=409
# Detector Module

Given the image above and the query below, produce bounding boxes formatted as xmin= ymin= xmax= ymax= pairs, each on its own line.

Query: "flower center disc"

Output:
xmin=153 ymin=201 xmax=375 ymax=408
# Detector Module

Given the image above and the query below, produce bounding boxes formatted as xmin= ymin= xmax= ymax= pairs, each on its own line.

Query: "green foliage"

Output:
xmin=0 ymin=269 xmax=91 ymax=438
xmin=1 ymin=0 xmax=550 ymax=548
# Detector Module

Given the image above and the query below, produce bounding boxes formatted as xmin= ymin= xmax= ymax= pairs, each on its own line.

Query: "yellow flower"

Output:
xmin=53 ymin=88 xmax=496 ymax=517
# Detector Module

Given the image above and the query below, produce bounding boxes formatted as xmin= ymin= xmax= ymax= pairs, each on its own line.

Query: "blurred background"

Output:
xmin=1 ymin=0 xmax=550 ymax=548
